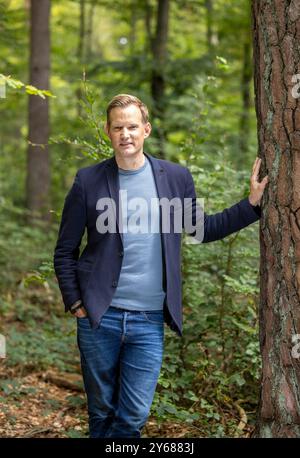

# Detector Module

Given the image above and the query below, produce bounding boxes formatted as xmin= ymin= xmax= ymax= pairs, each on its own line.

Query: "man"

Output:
xmin=54 ymin=94 xmax=268 ymax=438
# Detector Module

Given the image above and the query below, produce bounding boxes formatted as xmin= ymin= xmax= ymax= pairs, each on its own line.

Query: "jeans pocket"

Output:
xmin=77 ymin=316 xmax=90 ymax=328
xmin=142 ymin=311 xmax=164 ymax=324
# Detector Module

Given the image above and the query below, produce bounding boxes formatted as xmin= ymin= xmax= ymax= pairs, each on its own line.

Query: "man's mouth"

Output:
xmin=120 ymin=143 xmax=132 ymax=146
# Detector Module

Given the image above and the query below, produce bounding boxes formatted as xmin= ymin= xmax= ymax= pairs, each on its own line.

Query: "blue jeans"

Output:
xmin=77 ymin=307 xmax=164 ymax=438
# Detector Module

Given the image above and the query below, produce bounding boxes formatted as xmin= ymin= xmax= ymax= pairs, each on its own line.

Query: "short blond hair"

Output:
xmin=106 ymin=94 xmax=149 ymax=126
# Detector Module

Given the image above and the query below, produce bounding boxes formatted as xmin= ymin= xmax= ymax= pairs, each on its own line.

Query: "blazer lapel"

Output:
xmin=145 ymin=152 xmax=171 ymax=201
xmin=104 ymin=156 xmax=122 ymax=241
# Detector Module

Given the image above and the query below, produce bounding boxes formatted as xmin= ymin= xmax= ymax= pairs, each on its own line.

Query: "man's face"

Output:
xmin=105 ymin=104 xmax=151 ymax=159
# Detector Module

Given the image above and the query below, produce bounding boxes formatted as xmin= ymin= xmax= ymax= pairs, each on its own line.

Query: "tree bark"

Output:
xmin=252 ymin=0 xmax=300 ymax=437
xmin=26 ymin=0 xmax=50 ymax=221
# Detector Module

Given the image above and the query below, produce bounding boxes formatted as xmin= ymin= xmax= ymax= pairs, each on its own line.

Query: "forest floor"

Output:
xmin=0 ymin=366 xmax=202 ymax=438
xmin=0 ymin=287 xmax=201 ymax=439
xmin=0 ymin=285 xmax=255 ymax=438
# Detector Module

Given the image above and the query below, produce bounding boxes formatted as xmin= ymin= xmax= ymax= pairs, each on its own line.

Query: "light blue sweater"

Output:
xmin=110 ymin=157 xmax=165 ymax=311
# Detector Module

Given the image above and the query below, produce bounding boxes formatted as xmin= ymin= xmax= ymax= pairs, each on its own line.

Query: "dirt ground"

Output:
xmin=0 ymin=368 xmax=200 ymax=438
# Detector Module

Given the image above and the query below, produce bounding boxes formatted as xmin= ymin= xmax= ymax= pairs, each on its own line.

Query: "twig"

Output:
xmin=22 ymin=427 xmax=52 ymax=438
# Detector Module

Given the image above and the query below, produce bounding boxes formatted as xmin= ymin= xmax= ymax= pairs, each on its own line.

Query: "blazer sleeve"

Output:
xmin=53 ymin=172 xmax=87 ymax=311
xmin=183 ymin=167 xmax=261 ymax=243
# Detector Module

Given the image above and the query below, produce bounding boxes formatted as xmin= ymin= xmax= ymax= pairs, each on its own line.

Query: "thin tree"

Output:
xmin=85 ymin=0 xmax=96 ymax=60
xmin=239 ymin=33 xmax=252 ymax=158
xmin=252 ymin=0 xmax=300 ymax=437
xmin=26 ymin=0 xmax=50 ymax=220
xmin=76 ymin=0 xmax=86 ymax=117
xmin=204 ymin=0 xmax=213 ymax=53
xmin=150 ymin=0 xmax=169 ymax=158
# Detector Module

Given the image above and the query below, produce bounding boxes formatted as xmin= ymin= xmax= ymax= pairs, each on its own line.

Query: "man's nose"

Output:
xmin=120 ymin=128 xmax=129 ymax=138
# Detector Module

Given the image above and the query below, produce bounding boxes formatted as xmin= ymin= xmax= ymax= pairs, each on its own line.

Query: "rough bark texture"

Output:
xmin=26 ymin=0 xmax=50 ymax=220
xmin=252 ymin=0 xmax=300 ymax=437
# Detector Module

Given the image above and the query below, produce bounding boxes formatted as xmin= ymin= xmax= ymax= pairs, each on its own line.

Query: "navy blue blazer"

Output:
xmin=54 ymin=153 xmax=261 ymax=336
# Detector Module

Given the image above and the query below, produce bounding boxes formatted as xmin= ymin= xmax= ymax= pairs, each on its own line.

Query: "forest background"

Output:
xmin=0 ymin=0 xmax=262 ymax=438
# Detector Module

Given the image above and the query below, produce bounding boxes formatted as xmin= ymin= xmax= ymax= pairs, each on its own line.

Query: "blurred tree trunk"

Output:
xmin=85 ymin=0 xmax=95 ymax=61
xmin=144 ymin=0 xmax=153 ymax=54
xmin=252 ymin=0 xmax=300 ymax=437
xmin=129 ymin=1 xmax=137 ymax=55
xmin=204 ymin=0 xmax=213 ymax=53
xmin=76 ymin=0 xmax=86 ymax=117
xmin=151 ymin=0 xmax=169 ymax=159
xmin=26 ymin=0 xmax=50 ymax=221
xmin=78 ymin=0 xmax=85 ymax=65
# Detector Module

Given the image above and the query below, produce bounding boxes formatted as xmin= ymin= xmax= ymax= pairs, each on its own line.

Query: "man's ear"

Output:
xmin=104 ymin=123 xmax=109 ymax=136
xmin=144 ymin=122 xmax=152 ymax=138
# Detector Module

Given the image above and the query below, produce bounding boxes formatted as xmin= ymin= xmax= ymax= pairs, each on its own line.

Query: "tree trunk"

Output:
xmin=204 ymin=0 xmax=213 ymax=53
xmin=26 ymin=0 xmax=50 ymax=221
xmin=85 ymin=0 xmax=95 ymax=61
xmin=144 ymin=0 xmax=153 ymax=54
xmin=151 ymin=0 xmax=169 ymax=113
xmin=76 ymin=0 xmax=86 ymax=117
xmin=252 ymin=0 xmax=300 ymax=437
xmin=78 ymin=0 xmax=85 ymax=63
xmin=129 ymin=1 xmax=137 ymax=55
xmin=151 ymin=0 xmax=169 ymax=159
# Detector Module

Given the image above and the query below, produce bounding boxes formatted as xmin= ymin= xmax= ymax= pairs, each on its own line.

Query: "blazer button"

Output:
xmin=112 ymin=281 xmax=118 ymax=287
